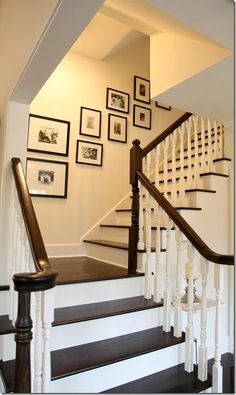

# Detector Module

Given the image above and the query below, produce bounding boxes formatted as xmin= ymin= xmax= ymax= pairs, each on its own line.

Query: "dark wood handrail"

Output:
xmin=142 ymin=112 xmax=192 ymax=157
xmin=137 ymin=170 xmax=234 ymax=266
xmin=12 ymin=158 xmax=58 ymax=291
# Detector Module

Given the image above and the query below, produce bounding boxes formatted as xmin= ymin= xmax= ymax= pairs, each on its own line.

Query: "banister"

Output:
xmin=142 ymin=112 xmax=192 ymax=157
xmin=137 ymin=170 xmax=234 ymax=266
xmin=11 ymin=157 xmax=58 ymax=291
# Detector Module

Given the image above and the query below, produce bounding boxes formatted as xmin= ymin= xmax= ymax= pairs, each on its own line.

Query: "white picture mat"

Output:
xmin=109 ymin=116 xmax=126 ymax=142
xmin=135 ymin=77 xmax=150 ymax=102
xmin=28 ymin=116 xmax=68 ymax=154
xmin=134 ymin=106 xmax=151 ymax=128
xmin=27 ymin=160 xmax=67 ymax=196
xmin=77 ymin=141 xmax=102 ymax=165
xmin=81 ymin=108 xmax=100 ymax=136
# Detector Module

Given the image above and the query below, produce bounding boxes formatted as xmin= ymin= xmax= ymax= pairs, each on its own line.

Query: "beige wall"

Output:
xmin=30 ymin=37 xmax=184 ymax=255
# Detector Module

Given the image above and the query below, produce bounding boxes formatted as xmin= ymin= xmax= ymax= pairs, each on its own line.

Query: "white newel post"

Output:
xmin=138 ymin=181 xmax=144 ymax=250
xmin=185 ymin=245 xmax=195 ymax=373
xmin=154 ymin=205 xmax=162 ymax=303
xmin=144 ymin=154 xmax=152 ymax=299
xmin=198 ymin=258 xmax=209 ymax=381
xmin=42 ymin=288 xmax=55 ymax=393
xmin=163 ymin=216 xmax=172 ymax=332
xmin=174 ymin=230 xmax=185 ymax=338
xmin=212 ymin=265 xmax=224 ymax=393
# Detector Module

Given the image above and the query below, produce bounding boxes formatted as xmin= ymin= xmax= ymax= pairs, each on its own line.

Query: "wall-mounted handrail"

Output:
xmin=137 ymin=170 xmax=234 ymax=266
xmin=11 ymin=157 xmax=58 ymax=393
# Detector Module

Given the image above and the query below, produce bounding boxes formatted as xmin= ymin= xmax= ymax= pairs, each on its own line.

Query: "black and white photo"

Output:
xmin=108 ymin=114 xmax=127 ymax=143
xmin=133 ymin=105 xmax=152 ymax=129
xmin=76 ymin=140 xmax=103 ymax=166
xmin=134 ymin=76 xmax=150 ymax=104
xmin=79 ymin=107 xmax=102 ymax=138
xmin=106 ymin=88 xmax=129 ymax=114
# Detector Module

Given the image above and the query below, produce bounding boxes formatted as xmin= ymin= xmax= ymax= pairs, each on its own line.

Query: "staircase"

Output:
xmin=0 ymin=114 xmax=234 ymax=393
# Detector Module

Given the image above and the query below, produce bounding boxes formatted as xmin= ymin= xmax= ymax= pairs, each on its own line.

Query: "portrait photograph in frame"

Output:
xmin=133 ymin=105 xmax=152 ymax=130
xmin=106 ymin=88 xmax=129 ymax=114
xmin=108 ymin=114 xmax=127 ymax=143
xmin=76 ymin=140 xmax=103 ymax=166
xmin=27 ymin=114 xmax=70 ymax=156
xmin=156 ymin=101 xmax=171 ymax=111
xmin=26 ymin=158 xmax=69 ymax=198
xmin=134 ymin=76 xmax=150 ymax=104
xmin=79 ymin=106 xmax=102 ymax=138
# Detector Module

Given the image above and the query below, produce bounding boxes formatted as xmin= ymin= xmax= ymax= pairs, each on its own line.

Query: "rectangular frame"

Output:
xmin=26 ymin=158 xmax=68 ymax=198
xmin=79 ymin=106 xmax=102 ymax=138
xmin=108 ymin=114 xmax=127 ymax=143
xmin=156 ymin=101 xmax=171 ymax=111
xmin=106 ymin=88 xmax=129 ymax=114
xmin=134 ymin=76 xmax=150 ymax=104
xmin=133 ymin=105 xmax=152 ymax=130
xmin=76 ymin=140 xmax=103 ymax=166
xmin=27 ymin=114 xmax=70 ymax=156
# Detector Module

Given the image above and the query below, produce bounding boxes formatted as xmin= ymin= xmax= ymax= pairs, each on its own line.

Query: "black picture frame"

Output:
xmin=76 ymin=140 xmax=103 ymax=166
xmin=155 ymin=101 xmax=171 ymax=111
xmin=106 ymin=88 xmax=129 ymax=114
xmin=79 ymin=106 xmax=102 ymax=138
xmin=133 ymin=105 xmax=152 ymax=130
xmin=108 ymin=114 xmax=127 ymax=144
xmin=134 ymin=76 xmax=150 ymax=104
xmin=27 ymin=114 xmax=70 ymax=156
xmin=26 ymin=158 xmax=69 ymax=198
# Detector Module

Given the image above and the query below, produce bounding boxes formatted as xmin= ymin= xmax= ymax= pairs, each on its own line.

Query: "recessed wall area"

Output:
xmin=29 ymin=37 xmax=184 ymax=256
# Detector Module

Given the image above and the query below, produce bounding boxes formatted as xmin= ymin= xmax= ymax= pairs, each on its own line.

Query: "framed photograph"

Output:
xmin=133 ymin=105 xmax=152 ymax=130
xmin=26 ymin=158 xmax=68 ymax=198
xmin=134 ymin=76 xmax=150 ymax=104
xmin=156 ymin=101 xmax=171 ymax=111
xmin=27 ymin=114 xmax=70 ymax=156
xmin=79 ymin=106 xmax=101 ymax=138
xmin=76 ymin=140 xmax=103 ymax=166
xmin=108 ymin=114 xmax=127 ymax=143
xmin=106 ymin=88 xmax=129 ymax=114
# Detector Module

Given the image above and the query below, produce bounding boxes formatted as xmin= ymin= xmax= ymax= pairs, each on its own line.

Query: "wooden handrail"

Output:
xmin=137 ymin=170 xmax=234 ymax=266
xmin=142 ymin=112 xmax=192 ymax=157
xmin=12 ymin=158 xmax=58 ymax=291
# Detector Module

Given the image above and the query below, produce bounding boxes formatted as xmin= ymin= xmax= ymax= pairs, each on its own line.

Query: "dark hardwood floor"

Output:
xmin=49 ymin=256 xmax=143 ymax=285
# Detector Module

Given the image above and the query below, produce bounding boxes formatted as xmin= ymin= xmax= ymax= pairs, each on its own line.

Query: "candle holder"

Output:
xmin=181 ymin=278 xmax=201 ymax=304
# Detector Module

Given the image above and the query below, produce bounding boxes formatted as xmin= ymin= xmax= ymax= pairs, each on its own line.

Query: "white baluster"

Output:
xmin=193 ymin=115 xmax=200 ymax=188
xmin=137 ymin=181 xmax=144 ymax=250
xmin=34 ymin=291 xmax=43 ymax=393
xmin=207 ymin=119 xmax=213 ymax=172
xmin=9 ymin=189 xmax=18 ymax=321
xmin=200 ymin=117 xmax=206 ymax=173
xmin=187 ymin=118 xmax=193 ymax=188
xmin=171 ymin=130 xmax=177 ymax=206
xmin=174 ymin=230 xmax=185 ymax=338
xmin=42 ymin=288 xmax=54 ymax=393
xmin=155 ymin=145 xmax=160 ymax=190
xmin=144 ymin=154 xmax=152 ymax=299
xmin=163 ymin=216 xmax=172 ymax=332
xmin=154 ymin=205 xmax=162 ymax=303
xmin=212 ymin=265 xmax=224 ymax=393
xmin=163 ymin=137 xmax=169 ymax=199
xmin=213 ymin=121 xmax=218 ymax=160
xmin=12 ymin=204 xmax=21 ymax=324
xmin=219 ymin=124 xmax=224 ymax=158
xmin=185 ymin=245 xmax=195 ymax=373
xmin=179 ymin=125 xmax=185 ymax=206
xmin=198 ymin=258 xmax=209 ymax=381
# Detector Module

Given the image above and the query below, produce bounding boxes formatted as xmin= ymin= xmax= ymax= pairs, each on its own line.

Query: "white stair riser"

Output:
xmin=84 ymin=242 xmax=129 ymax=267
xmin=55 ymin=276 xmax=144 ymax=308
xmin=0 ymin=333 xmax=15 ymax=361
xmin=51 ymin=308 xmax=163 ymax=351
xmin=200 ymin=174 xmax=228 ymax=190
xmin=0 ymin=291 xmax=10 ymax=315
xmin=51 ymin=342 xmax=185 ymax=393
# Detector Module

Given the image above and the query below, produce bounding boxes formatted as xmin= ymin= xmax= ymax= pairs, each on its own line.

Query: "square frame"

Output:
xmin=27 ymin=114 xmax=70 ymax=156
xmin=134 ymin=76 xmax=150 ymax=104
xmin=26 ymin=158 xmax=69 ymax=198
xmin=106 ymin=88 xmax=129 ymax=114
xmin=79 ymin=106 xmax=102 ymax=138
xmin=133 ymin=105 xmax=152 ymax=130
xmin=108 ymin=114 xmax=127 ymax=143
xmin=156 ymin=101 xmax=171 ymax=111
xmin=76 ymin=140 xmax=103 ymax=166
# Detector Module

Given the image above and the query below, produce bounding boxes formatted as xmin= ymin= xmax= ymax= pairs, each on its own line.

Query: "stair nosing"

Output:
xmin=84 ymin=239 xmax=166 ymax=253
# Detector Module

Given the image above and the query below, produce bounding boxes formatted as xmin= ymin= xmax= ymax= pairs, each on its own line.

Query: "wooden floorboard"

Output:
xmin=49 ymin=256 xmax=143 ymax=285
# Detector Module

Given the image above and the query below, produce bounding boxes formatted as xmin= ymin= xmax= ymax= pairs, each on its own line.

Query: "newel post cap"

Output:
xmin=132 ymin=139 xmax=140 ymax=146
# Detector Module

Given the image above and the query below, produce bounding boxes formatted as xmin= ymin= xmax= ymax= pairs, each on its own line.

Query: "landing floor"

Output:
xmin=49 ymin=256 xmax=143 ymax=285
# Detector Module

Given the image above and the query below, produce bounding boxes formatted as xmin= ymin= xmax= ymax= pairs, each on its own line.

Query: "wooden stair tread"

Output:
xmin=54 ymin=296 xmax=162 ymax=326
xmin=103 ymin=363 xmax=211 ymax=393
xmin=84 ymin=239 xmax=165 ymax=252
xmin=117 ymin=207 xmax=202 ymax=212
xmin=100 ymin=224 xmax=175 ymax=230
xmin=200 ymin=172 xmax=229 ymax=178
xmin=185 ymin=188 xmax=216 ymax=193
xmin=168 ymin=154 xmax=231 ymax=163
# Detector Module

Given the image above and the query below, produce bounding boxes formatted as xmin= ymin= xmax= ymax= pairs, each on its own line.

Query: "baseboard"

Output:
xmin=46 ymin=243 xmax=84 ymax=257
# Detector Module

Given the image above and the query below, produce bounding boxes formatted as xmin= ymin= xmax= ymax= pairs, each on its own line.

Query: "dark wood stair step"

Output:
xmin=84 ymin=239 xmax=165 ymax=253
xmin=100 ymin=224 xmax=175 ymax=231
xmin=200 ymin=172 xmax=229 ymax=178
xmin=185 ymin=188 xmax=216 ymax=193
xmin=117 ymin=207 xmax=202 ymax=213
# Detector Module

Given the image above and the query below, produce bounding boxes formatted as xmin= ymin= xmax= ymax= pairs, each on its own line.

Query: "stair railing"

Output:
xmin=128 ymin=113 xmax=233 ymax=393
xmin=10 ymin=158 xmax=58 ymax=393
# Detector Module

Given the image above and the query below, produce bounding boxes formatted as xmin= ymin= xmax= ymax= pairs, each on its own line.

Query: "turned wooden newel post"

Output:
xmin=13 ymin=283 xmax=33 ymax=393
xmin=128 ymin=139 xmax=143 ymax=274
